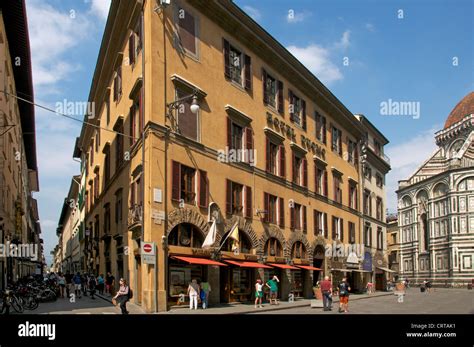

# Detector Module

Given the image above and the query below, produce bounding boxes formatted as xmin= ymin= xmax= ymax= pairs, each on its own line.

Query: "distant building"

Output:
xmin=397 ymin=92 xmax=474 ymax=286
xmin=386 ymin=214 xmax=399 ymax=280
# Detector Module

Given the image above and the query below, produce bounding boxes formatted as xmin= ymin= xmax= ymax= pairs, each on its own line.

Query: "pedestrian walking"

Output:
xmin=338 ymin=277 xmax=351 ymax=313
xmin=266 ymin=275 xmax=280 ymax=305
xmin=200 ymin=280 xmax=211 ymax=309
xmin=426 ymin=280 xmax=432 ymax=293
xmin=57 ymin=272 xmax=66 ymax=298
xmin=88 ymin=275 xmax=97 ymax=299
xmin=72 ymin=272 xmax=82 ymax=298
xmin=113 ymin=278 xmax=130 ymax=314
xmin=254 ymin=279 xmax=264 ymax=308
xmin=97 ymin=274 xmax=105 ymax=295
xmin=187 ymin=279 xmax=200 ymax=310
xmin=65 ymin=271 xmax=73 ymax=298
xmin=81 ymin=273 xmax=88 ymax=297
xmin=366 ymin=281 xmax=374 ymax=294
xmin=106 ymin=272 xmax=115 ymax=296
xmin=320 ymin=276 xmax=333 ymax=311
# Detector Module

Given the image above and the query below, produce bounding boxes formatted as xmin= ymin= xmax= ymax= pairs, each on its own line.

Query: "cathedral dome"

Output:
xmin=444 ymin=91 xmax=474 ymax=129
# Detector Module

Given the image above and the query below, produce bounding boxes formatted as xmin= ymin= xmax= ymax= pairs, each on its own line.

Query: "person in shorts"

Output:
xmin=73 ymin=272 xmax=82 ymax=298
xmin=338 ymin=277 xmax=351 ymax=313
xmin=254 ymin=279 xmax=263 ymax=308
xmin=266 ymin=275 xmax=280 ymax=305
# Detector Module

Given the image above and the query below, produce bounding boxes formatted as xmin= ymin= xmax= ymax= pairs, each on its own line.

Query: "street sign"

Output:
xmin=141 ymin=242 xmax=156 ymax=264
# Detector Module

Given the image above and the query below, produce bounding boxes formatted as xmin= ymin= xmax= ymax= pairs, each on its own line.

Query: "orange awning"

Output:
xmin=172 ymin=256 xmax=227 ymax=266
xmin=269 ymin=263 xmax=299 ymax=270
xmin=225 ymin=260 xmax=272 ymax=269
xmin=296 ymin=265 xmax=322 ymax=271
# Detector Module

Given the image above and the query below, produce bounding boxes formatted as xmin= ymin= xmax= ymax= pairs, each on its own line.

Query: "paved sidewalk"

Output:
xmin=95 ymin=292 xmax=146 ymax=314
xmin=162 ymin=291 xmax=393 ymax=314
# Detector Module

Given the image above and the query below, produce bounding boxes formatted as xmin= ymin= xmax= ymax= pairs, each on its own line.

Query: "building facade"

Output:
xmin=0 ymin=0 xmax=42 ymax=289
xmin=386 ymin=215 xmax=399 ymax=280
xmin=72 ymin=0 xmax=393 ymax=312
xmin=397 ymin=92 xmax=474 ymax=287
xmin=355 ymin=115 xmax=392 ymax=290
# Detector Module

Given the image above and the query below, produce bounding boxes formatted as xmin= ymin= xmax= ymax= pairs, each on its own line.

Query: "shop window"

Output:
xmin=168 ymin=223 xmax=204 ymax=248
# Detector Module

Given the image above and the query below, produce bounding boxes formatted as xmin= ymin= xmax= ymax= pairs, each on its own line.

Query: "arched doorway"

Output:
xmin=219 ymin=228 xmax=257 ymax=303
xmin=167 ymin=223 xmax=207 ymax=305
xmin=313 ymin=245 xmax=325 ymax=285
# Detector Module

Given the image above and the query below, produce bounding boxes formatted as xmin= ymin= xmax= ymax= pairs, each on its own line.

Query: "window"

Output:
xmin=264 ymin=238 xmax=282 ymax=257
xmin=314 ymin=210 xmax=327 ymax=237
xmin=95 ymin=131 xmax=100 ymax=152
xmin=262 ymin=70 xmax=284 ymax=114
xmin=289 ymin=90 xmax=306 ymax=129
xmin=291 ymin=203 xmax=306 ymax=232
xmin=292 ymin=152 xmax=307 ymax=187
xmin=333 ymin=173 xmax=343 ymax=204
xmin=263 ymin=193 xmax=278 ymax=224
xmin=349 ymin=222 xmax=356 ymax=244
xmin=315 ymin=166 xmax=328 ymax=197
xmin=105 ymin=99 xmax=110 ymax=125
xmin=227 ymin=118 xmax=253 ymax=164
xmin=364 ymin=190 xmax=372 ymax=216
xmin=349 ymin=182 xmax=358 ymax=209
xmin=94 ymin=172 xmax=100 ymax=201
xmin=176 ymin=88 xmax=198 ymax=141
xmin=364 ymin=166 xmax=372 ymax=180
xmin=374 ymin=139 xmax=382 ymax=156
xmin=169 ymin=223 xmax=203 ymax=248
xmin=331 ymin=125 xmax=342 ymax=155
xmin=377 ymin=227 xmax=383 ymax=250
xmin=348 ymin=139 xmax=357 ymax=165
xmin=113 ymin=65 xmax=122 ymax=102
xmin=115 ymin=124 xmax=124 ymax=169
xmin=130 ymin=92 xmax=142 ymax=145
xmin=226 ymin=180 xmax=251 ymax=217
xmin=376 ymin=197 xmax=383 ymax=221
xmin=364 ymin=223 xmax=372 ymax=247
xmin=223 ymin=39 xmax=251 ymax=91
xmin=115 ymin=189 xmax=123 ymax=225
xmin=176 ymin=6 xmax=197 ymax=56
xmin=265 ymin=138 xmax=285 ymax=177
xmin=291 ymin=241 xmax=306 ymax=259
xmin=376 ymin=174 xmax=383 ymax=188
xmin=332 ymin=216 xmax=343 ymax=241
xmin=103 ymin=146 xmax=110 ymax=185
xmin=104 ymin=203 xmax=111 ymax=236
xmin=130 ymin=175 xmax=143 ymax=207
xmin=315 ymin=112 xmax=327 ymax=144
xmin=172 ymin=161 xmax=208 ymax=207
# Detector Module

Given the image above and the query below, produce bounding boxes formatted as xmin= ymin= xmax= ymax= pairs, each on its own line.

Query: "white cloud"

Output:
xmin=26 ymin=0 xmax=91 ymax=87
xmin=385 ymin=125 xmax=440 ymax=211
xmin=287 ymin=9 xmax=312 ymax=23
xmin=287 ymin=43 xmax=343 ymax=84
xmin=334 ymin=30 xmax=351 ymax=50
xmin=88 ymin=0 xmax=111 ymax=20
xmin=365 ymin=23 xmax=375 ymax=32
xmin=243 ymin=6 xmax=261 ymax=21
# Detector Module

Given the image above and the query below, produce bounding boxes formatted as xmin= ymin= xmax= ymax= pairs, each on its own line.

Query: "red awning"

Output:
xmin=225 ymin=260 xmax=272 ymax=269
xmin=296 ymin=265 xmax=322 ymax=271
xmin=269 ymin=263 xmax=299 ymax=270
xmin=172 ymin=256 xmax=227 ymax=266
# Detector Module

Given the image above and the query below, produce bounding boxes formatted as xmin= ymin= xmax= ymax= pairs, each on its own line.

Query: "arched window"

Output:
xmin=291 ymin=241 xmax=306 ymax=259
xmin=168 ymin=223 xmax=204 ymax=248
xmin=223 ymin=229 xmax=252 ymax=253
xmin=402 ymin=196 xmax=412 ymax=208
xmin=264 ymin=238 xmax=283 ymax=257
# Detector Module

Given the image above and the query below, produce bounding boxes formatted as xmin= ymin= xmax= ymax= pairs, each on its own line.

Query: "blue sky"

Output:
xmin=24 ymin=0 xmax=473 ymax=266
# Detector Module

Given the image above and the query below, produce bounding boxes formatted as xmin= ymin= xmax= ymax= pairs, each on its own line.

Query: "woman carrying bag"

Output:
xmin=113 ymin=278 xmax=131 ymax=314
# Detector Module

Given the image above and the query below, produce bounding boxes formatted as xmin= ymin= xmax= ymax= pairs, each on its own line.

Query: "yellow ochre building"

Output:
xmin=75 ymin=0 xmax=390 ymax=312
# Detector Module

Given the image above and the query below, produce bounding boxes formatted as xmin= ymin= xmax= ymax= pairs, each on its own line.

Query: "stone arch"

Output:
xmin=400 ymin=195 xmax=413 ymax=208
xmin=217 ymin=216 xmax=259 ymax=251
xmin=259 ymin=225 xmax=288 ymax=257
xmin=415 ymin=189 xmax=429 ymax=202
xmin=285 ymin=231 xmax=312 ymax=260
xmin=167 ymin=208 xmax=210 ymax=236
xmin=432 ymin=181 xmax=449 ymax=197
xmin=311 ymin=236 xmax=327 ymax=256
xmin=455 ymin=174 xmax=474 ymax=191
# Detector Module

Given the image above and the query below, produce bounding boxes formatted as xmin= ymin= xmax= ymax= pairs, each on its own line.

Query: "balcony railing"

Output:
xmin=128 ymin=204 xmax=143 ymax=227
xmin=367 ymin=143 xmax=390 ymax=165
